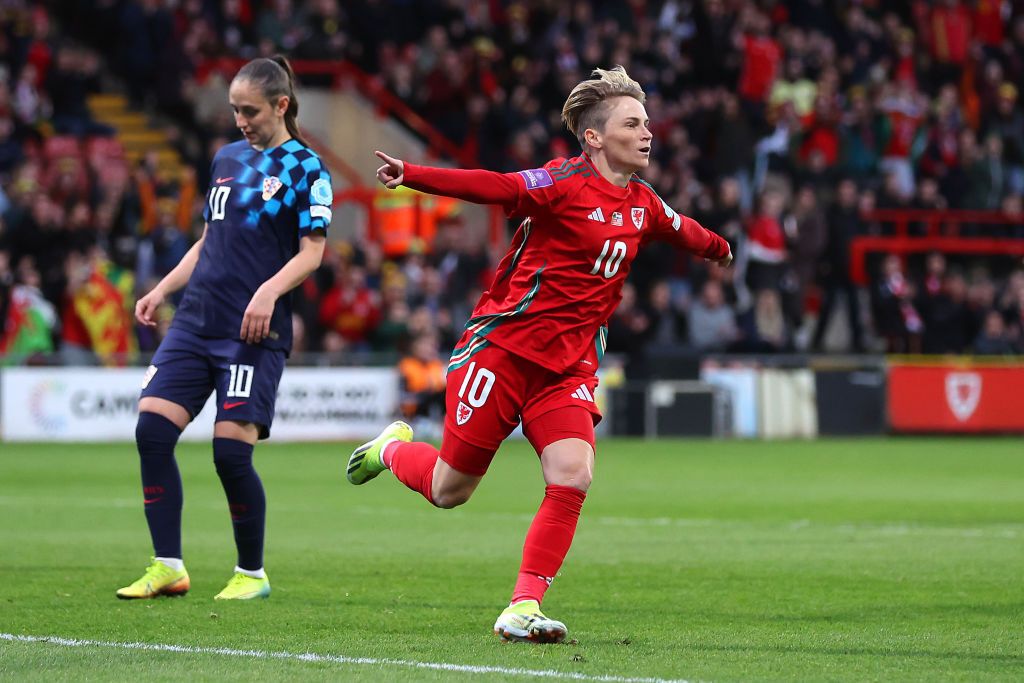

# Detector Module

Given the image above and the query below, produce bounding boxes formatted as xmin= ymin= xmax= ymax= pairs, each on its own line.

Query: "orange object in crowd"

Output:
xmin=373 ymin=185 xmax=460 ymax=258
xmin=398 ymin=354 xmax=446 ymax=418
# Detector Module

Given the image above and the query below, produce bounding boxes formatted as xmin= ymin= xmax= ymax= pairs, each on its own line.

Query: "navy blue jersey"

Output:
xmin=173 ymin=138 xmax=332 ymax=353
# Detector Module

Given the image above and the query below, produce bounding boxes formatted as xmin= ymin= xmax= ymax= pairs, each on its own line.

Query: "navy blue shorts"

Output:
xmin=141 ymin=327 xmax=286 ymax=439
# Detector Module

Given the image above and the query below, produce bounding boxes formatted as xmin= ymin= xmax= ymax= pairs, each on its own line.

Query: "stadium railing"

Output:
xmin=198 ymin=57 xmax=471 ymax=165
xmin=850 ymin=209 xmax=1024 ymax=285
xmin=197 ymin=57 xmax=508 ymax=251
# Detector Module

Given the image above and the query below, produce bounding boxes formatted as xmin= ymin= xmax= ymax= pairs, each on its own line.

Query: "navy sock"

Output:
xmin=212 ymin=438 xmax=265 ymax=571
xmin=136 ymin=412 xmax=184 ymax=559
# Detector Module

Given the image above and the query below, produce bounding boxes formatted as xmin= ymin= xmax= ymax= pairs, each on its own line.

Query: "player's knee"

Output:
xmin=213 ymin=453 xmax=248 ymax=480
xmin=546 ymin=462 xmax=593 ymax=492
xmin=212 ymin=438 xmax=255 ymax=479
xmin=136 ymin=411 xmax=183 ymax=456
xmin=563 ymin=468 xmax=593 ymax=492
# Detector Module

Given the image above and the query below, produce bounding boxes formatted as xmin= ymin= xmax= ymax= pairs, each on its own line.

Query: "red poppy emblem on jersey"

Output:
xmin=262 ymin=176 xmax=282 ymax=201
xmin=631 ymin=207 xmax=645 ymax=230
xmin=456 ymin=401 xmax=473 ymax=426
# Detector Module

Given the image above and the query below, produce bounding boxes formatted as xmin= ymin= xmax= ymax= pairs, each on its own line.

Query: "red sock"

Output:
xmin=512 ymin=484 xmax=587 ymax=605
xmin=385 ymin=441 xmax=437 ymax=504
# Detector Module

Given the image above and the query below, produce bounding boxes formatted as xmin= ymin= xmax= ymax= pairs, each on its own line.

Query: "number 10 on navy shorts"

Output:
xmin=140 ymin=327 xmax=286 ymax=439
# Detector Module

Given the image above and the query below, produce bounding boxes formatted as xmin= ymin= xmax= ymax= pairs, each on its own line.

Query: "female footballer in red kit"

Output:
xmin=348 ymin=66 xmax=732 ymax=642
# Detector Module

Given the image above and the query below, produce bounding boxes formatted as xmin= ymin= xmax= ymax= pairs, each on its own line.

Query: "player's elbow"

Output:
xmin=301 ymin=234 xmax=327 ymax=266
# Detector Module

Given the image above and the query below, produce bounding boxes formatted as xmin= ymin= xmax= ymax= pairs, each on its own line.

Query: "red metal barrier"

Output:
xmin=198 ymin=57 xmax=470 ymax=167
xmin=201 ymin=58 xmax=507 ymax=251
xmin=850 ymin=210 xmax=1024 ymax=284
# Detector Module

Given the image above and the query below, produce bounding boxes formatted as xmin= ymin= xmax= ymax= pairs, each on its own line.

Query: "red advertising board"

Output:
xmin=888 ymin=363 xmax=1024 ymax=432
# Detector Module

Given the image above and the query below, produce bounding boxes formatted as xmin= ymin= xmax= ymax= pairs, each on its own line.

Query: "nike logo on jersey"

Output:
xmin=223 ymin=401 xmax=248 ymax=410
xmin=215 ymin=176 xmax=234 ymax=184
xmin=143 ymin=497 xmax=162 ymax=504
xmin=571 ymin=384 xmax=595 ymax=402
xmin=588 ymin=207 xmax=606 ymax=222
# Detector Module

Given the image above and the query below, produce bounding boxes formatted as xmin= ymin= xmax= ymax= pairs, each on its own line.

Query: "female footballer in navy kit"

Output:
xmin=117 ymin=56 xmax=332 ymax=601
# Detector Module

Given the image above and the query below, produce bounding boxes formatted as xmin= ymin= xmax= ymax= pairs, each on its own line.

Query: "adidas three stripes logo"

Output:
xmin=571 ymin=384 xmax=595 ymax=402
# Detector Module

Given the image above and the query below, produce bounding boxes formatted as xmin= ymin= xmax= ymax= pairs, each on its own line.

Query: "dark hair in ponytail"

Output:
xmin=235 ymin=55 xmax=307 ymax=146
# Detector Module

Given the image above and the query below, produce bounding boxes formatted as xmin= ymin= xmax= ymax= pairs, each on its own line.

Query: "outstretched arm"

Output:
xmin=699 ymin=218 xmax=734 ymax=267
xmin=682 ymin=214 xmax=733 ymax=267
xmin=375 ymin=150 xmax=520 ymax=206
xmin=661 ymin=212 xmax=733 ymax=267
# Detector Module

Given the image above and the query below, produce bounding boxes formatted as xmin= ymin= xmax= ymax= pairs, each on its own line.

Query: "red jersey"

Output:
xmin=403 ymin=154 xmax=729 ymax=373
xmin=880 ymin=97 xmax=924 ymax=159
xmin=739 ymin=35 xmax=782 ymax=103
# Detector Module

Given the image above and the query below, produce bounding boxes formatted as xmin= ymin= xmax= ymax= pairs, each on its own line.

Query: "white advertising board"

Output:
xmin=0 ymin=367 xmax=399 ymax=442
xmin=699 ymin=366 xmax=760 ymax=438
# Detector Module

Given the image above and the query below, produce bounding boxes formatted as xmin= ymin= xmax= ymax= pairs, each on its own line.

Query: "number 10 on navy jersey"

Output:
xmin=208 ymin=186 xmax=231 ymax=221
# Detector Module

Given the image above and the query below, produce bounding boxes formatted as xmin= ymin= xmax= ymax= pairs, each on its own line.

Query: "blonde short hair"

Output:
xmin=561 ymin=66 xmax=646 ymax=148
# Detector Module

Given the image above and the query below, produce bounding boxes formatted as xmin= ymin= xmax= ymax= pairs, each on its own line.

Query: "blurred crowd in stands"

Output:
xmin=2 ymin=1 xmax=1024 ymax=376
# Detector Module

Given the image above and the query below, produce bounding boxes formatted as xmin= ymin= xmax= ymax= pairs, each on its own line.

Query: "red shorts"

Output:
xmin=441 ymin=336 xmax=601 ymax=476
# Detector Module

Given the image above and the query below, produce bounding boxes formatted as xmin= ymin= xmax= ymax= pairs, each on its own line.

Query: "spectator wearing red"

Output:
xmin=973 ymin=0 xmax=1005 ymax=50
xmin=878 ymin=78 xmax=927 ymax=198
xmin=318 ymin=264 xmax=381 ymax=353
xmin=737 ymin=12 xmax=782 ymax=110
xmin=25 ymin=7 xmax=54 ymax=87
xmin=891 ymin=28 xmax=918 ymax=89
xmin=798 ymin=93 xmax=841 ymax=169
xmin=926 ymin=0 xmax=973 ymax=86
xmin=744 ymin=190 xmax=788 ymax=293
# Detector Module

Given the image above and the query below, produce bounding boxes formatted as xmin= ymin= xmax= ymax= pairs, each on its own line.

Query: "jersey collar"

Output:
xmin=581 ymin=152 xmax=631 ymax=198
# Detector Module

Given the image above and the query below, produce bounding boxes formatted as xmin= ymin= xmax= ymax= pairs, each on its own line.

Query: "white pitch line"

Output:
xmin=352 ymin=506 xmax=1023 ymax=539
xmin=0 ymin=633 xmax=692 ymax=683
xmin=1 ymin=496 xmax=1019 ymax=540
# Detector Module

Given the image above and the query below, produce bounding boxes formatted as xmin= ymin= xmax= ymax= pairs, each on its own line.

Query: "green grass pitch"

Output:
xmin=1 ymin=437 xmax=1022 ymax=681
